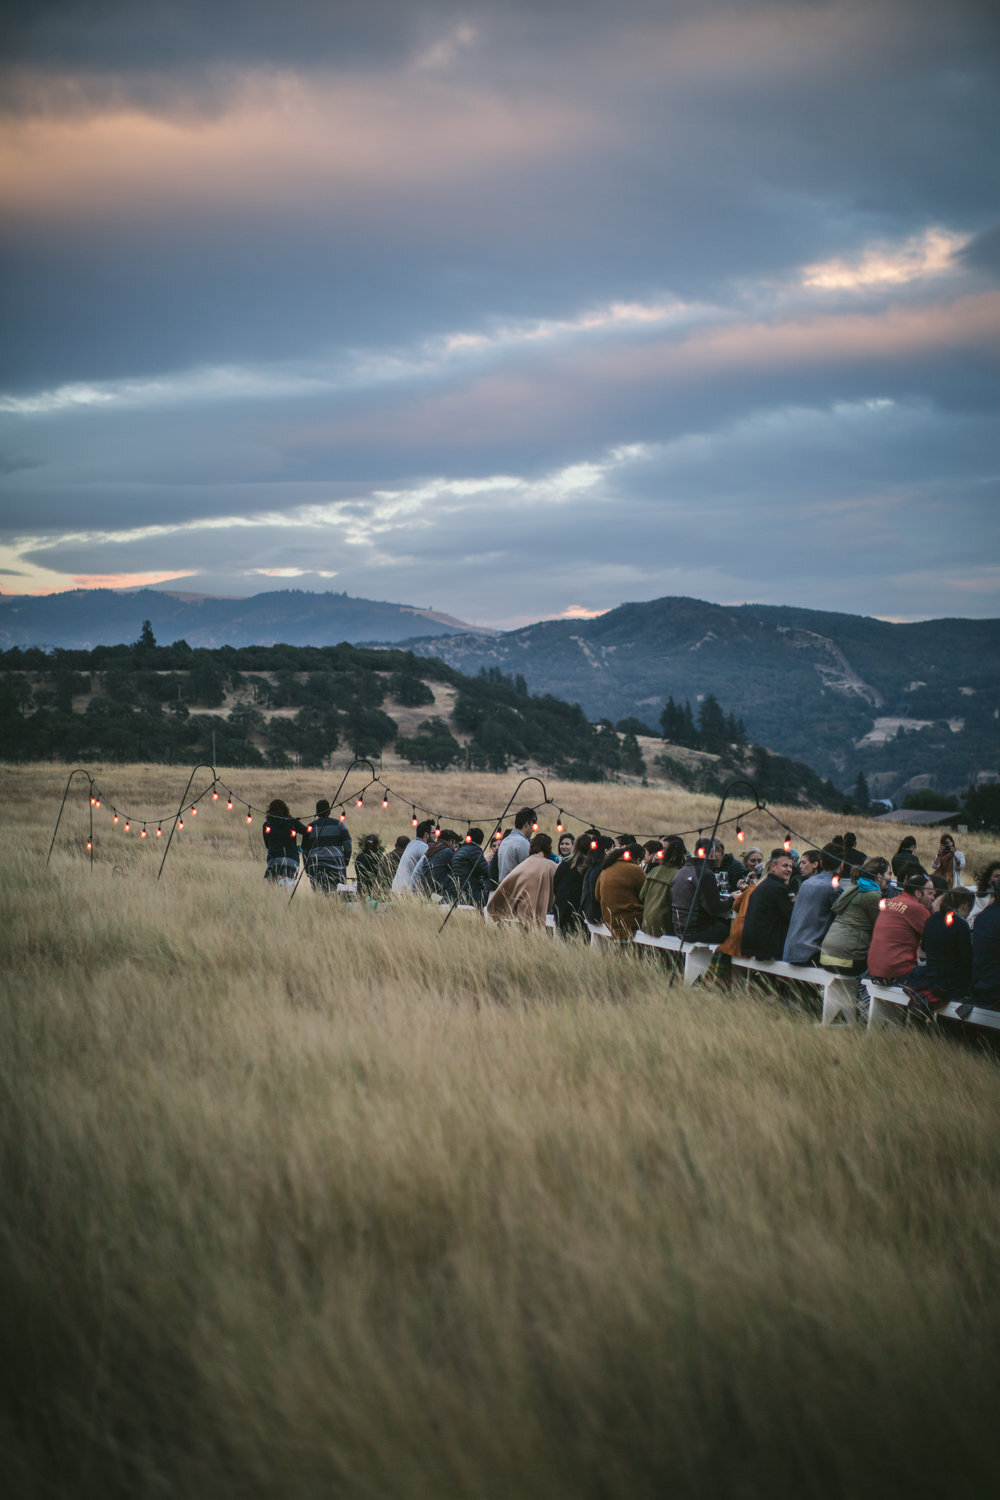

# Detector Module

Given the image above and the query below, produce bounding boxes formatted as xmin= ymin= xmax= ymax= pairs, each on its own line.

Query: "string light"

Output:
xmin=945 ymin=911 xmax=954 ymax=927
xmin=113 ymin=813 xmax=119 ymax=824
xmin=339 ymin=809 xmax=346 ymax=823
xmin=191 ymin=805 xmax=197 ymax=816
xmin=783 ymin=835 xmax=792 ymax=853
xmin=177 ymin=818 xmax=183 ymax=829
xmin=227 ymin=798 xmax=233 ymax=810
xmin=532 ymin=820 xmax=539 ymax=832
xmin=411 ymin=811 xmax=418 ymax=827
xmin=623 ymin=848 xmax=632 ymax=860
xmin=212 ymin=790 xmax=219 ymax=801
xmin=140 ymin=826 xmax=147 ymax=839
xmin=356 ymin=796 xmax=364 ymax=808
xmin=156 ymin=824 xmax=162 ymax=837
xmin=246 ymin=811 xmax=252 ymax=825
xmin=264 ymin=824 xmax=271 ymax=835
xmin=124 ymin=820 xmax=130 ymax=832
xmin=85 ymin=839 xmax=92 ymax=850
xmin=736 ymin=826 xmax=745 ymax=842
xmin=556 ymin=814 xmax=564 ymax=833
xmin=382 ymin=796 xmax=389 ymax=809
xmin=831 ymin=875 xmax=840 ymax=888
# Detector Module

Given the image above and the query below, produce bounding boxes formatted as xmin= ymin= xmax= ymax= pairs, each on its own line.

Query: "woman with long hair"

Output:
xmin=263 ymin=798 xmax=307 ymax=886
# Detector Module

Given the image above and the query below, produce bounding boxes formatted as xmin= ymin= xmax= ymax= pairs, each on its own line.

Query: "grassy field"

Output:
xmin=3 ymin=763 xmax=1000 ymax=1499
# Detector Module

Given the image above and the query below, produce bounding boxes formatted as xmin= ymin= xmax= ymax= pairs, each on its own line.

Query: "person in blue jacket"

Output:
xmin=301 ymin=798 xmax=352 ymax=893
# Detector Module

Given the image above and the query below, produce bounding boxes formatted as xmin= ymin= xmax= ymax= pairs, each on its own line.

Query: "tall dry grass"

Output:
xmin=2 ymin=763 xmax=999 ymax=1499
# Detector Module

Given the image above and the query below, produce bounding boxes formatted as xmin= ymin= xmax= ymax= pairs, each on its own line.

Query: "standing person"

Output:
xmin=931 ymin=833 xmax=966 ymax=890
xmin=553 ymin=833 xmax=594 ymax=936
xmin=496 ymin=808 xmax=537 ymax=882
xmin=262 ymin=799 xmax=307 ymax=885
xmin=594 ymin=844 xmax=646 ymax=939
xmin=581 ymin=834 xmax=614 ymax=924
xmin=741 ymin=850 xmax=795 ymax=960
xmin=486 ymin=834 xmax=556 ymax=926
xmin=302 ymin=799 xmax=352 ymax=893
xmin=782 ymin=849 xmax=841 ymax=964
xmin=391 ymin=819 xmax=434 ymax=894
xmin=866 ymin=872 xmax=936 ymax=987
xmin=891 ymin=836 xmax=924 ymax=882
xmin=450 ymin=829 xmax=492 ymax=907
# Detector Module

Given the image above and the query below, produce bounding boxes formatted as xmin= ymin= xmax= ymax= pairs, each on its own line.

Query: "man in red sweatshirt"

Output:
xmin=866 ymin=872 xmax=935 ymax=984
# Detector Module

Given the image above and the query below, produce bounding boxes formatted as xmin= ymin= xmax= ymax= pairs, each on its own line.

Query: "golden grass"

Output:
xmin=3 ymin=763 xmax=1000 ymax=1498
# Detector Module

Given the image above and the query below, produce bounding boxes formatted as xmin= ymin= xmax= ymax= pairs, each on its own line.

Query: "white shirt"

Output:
xmin=391 ymin=838 xmax=429 ymax=893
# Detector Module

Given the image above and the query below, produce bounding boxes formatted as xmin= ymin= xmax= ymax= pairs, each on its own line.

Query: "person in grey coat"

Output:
xmin=782 ymin=849 xmax=842 ymax=964
xmin=496 ymin=807 xmax=536 ymax=882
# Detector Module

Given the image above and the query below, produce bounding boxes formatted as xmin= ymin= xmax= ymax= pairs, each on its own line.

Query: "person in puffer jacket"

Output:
xmin=263 ymin=799 xmax=307 ymax=885
xmin=301 ymin=799 xmax=352 ymax=893
xmin=450 ymin=828 xmax=492 ymax=906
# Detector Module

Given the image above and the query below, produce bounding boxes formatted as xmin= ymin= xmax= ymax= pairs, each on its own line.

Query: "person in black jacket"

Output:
xmin=670 ymin=846 xmax=733 ymax=943
xmin=553 ymin=833 xmax=594 ymax=935
xmin=302 ymin=799 xmax=353 ymax=893
xmin=450 ymin=828 xmax=492 ymax=906
xmin=921 ymin=889 xmax=974 ymax=1000
xmin=581 ymin=834 xmax=613 ymax=925
xmin=263 ymin=799 xmax=307 ymax=884
xmin=741 ymin=850 xmax=795 ymax=960
xmin=420 ymin=830 xmax=462 ymax=896
xmin=354 ymin=833 xmax=384 ymax=900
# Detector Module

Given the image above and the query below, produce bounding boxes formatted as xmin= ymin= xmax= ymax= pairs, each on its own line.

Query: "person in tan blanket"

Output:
xmin=486 ymin=834 xmax=556 ymax=926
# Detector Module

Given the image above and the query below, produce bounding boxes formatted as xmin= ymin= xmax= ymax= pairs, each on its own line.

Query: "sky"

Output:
xmin=1 ymin=0 xmax=998 ymax=629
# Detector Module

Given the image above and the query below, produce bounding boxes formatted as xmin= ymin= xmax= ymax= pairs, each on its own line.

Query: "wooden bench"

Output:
xmin=866 ymin=983 xmax=1000 ymax=1032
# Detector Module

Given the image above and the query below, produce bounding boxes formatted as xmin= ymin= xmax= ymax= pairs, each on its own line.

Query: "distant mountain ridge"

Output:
xmin=404 ymin=596 xmax=1000 ymax=796
xmin=0 ymin=587 xmax=481 ymax=650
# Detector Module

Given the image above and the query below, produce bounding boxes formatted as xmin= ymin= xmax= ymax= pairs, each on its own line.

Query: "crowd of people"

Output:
xmin=262 ymin=799 xmax=1000 ymax=1016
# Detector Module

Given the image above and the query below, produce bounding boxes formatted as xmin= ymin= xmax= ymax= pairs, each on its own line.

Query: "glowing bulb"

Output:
xmin=356 ymin=796 xmax=364 ymax=808
xmin=212 ymin=790 xmax=218 ymax=801
xmin=113 ymin=813 xmax=119 ymax=824
xmin=382 ymin=797 xmax=388 ymax=809
xmin=556 ymin=815 xmax=564 ymax=833
xmin=412 ymin=814 xmax=418 ymax=827
xmin=736 ymin=827 xmax=745 ymax=842
xmin=264 ymin=825 xmax=271 ymax=835
xmin=90 ymin=796 xmax=96 ymax=806
xmin=945 ymin=911 xmax=954 ymax=926
xmin=339 ymin=810 xmax=346 ymax=822
xmin=831 ymin=875 xmax=840 ymax=888
xmin=177 ymin=819 xmax=183 ymax=830
xmin=465 ymin=834 xmax=472 ymax=843
xmin=156 ymin=826 xmax=162 ymax=837
xmin=590 ymin=840 xmax=598 ymax=851
xmin=227 ymin=799 xmax=233 ymax=811
xmin=124 ymin=821 xmax=130 ymax=832
xmin=307 ymin=824 xmax=313 ymax=834
xmin=246 ymin=813 xmax=252 ymax=825
xmin=434 ymin=828 xmax=441 ymax=839
xmin=783 ymin=836 xmax=792 ymax=853
xmin=532 ymin=821 xmax=539 ymax=832
xmin=191 ymin=806 xmax=197 ymax=816
xmin=656 ymin=849 xmax=664 ymax=860
xmin=879 ymin=898 xmax=887 ymax=910
xmin=140 ymin=827 xmax=147 ymax=839
xmin=623 ymin=849 xmax=632 ymax=860
xmin=85 ymin=839 xmax=92 ymax=850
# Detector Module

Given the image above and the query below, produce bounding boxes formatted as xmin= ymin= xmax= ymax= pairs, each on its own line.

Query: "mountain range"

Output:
xmin=0 ymin=587 xmax=478 ymax=651
xmin=3 ymin=587 xmax=997 ymax=797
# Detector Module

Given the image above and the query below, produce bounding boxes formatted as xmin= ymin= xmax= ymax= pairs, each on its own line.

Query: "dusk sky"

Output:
xmin=1 ymin=0 xmax=998 ymax=629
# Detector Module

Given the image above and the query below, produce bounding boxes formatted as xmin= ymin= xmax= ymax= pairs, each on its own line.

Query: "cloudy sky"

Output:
xmin=1 ymin=0 xmax=998 ymax=628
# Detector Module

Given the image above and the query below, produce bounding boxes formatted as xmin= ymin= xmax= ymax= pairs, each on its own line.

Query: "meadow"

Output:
xmin=2 ymin=762 xmax=999 ymax=1499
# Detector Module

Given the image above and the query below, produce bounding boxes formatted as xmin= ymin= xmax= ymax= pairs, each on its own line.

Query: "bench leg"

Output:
xmin=683 ymin=947 xmax=713 ymax=985
xmin=822 ymin=977 xmax=856 ymax=1026
xmin=867 ymin=991 xmax=899 ymax=1030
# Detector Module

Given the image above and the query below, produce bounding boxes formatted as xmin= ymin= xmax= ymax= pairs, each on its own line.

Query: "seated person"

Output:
xmin=707 ymin=839 xmax=746 ymax=889
xmin=921 ymin=889 xmax=974 ymax=1001
xmin=819 ymin=858 xmax=889 ymax=977
xmin=486 ymin=834 xmax=556 ymax=926
xmin=782 ymin=849 xmax=841 ymax=964
xmin=420 ymin=830 xmax=462 ymax=896
xmin=450 ymin=828 xmax=492 ymax=906
xmin=866 ymin=872 xmax=935 ymax=986
xmin=594 ymin=843 xmax=646 ymax=939
xmin=638 ymin=835 xmax=687 ymax=937
xmin=969 ymin=865 xmax=1000 ymax=1010
xmin=741 ymin=849 xmax=795 ymax=960
xmin=671 ymin=843 xmax=733 ymax=944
